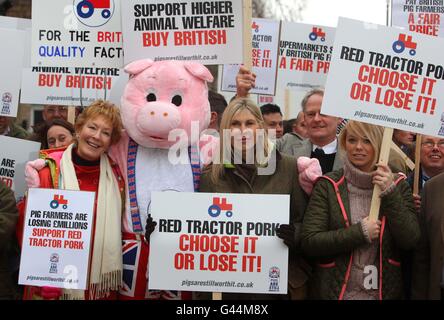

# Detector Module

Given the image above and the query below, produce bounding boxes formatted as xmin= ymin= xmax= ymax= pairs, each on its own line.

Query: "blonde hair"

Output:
xmin=75 ymin=100 xmax=123 ymax=145
xmin=339 ymin=120 xmax=383 ymax=168
xmin=209 ymin=98 xmax=269 ymax=184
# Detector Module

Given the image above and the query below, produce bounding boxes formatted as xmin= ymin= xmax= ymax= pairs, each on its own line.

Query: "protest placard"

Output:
xmin=31 ymin=0 xmax=123 ymax=68
xmin=392 ymin=0 xmax=444 ymax=37
xmin=0 ymin=136 xmax=40 ymax=200
xmin=221 ymin=18 xmax=280 ymax=95
xmin=148 ymin=192 xmax=289 ymax=294
xmin=322 ymin=17 xmax=444 ymax=137
xmin=0 ymin=27 xmax=25 ymax=117
xmin=19 ymin=188 xmax=94 ymax=290
xmin=121 ymin=0 xmax=243 ymax=65
xmin=20 ymin=67 xmax=125 ymax=106
xmin=0 ymin=15 xmax=31 ymax=30
xmin=277 ymin=22 xmax=335 ymax=91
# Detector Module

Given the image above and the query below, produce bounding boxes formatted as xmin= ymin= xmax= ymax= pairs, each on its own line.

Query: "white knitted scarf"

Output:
xmin=59 ymin=144 xmax=122 ymax=300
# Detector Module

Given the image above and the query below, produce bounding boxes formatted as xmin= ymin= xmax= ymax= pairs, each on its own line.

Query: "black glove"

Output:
xmin=144 ymin=214 xmax=157 ymax=244
xmin=276 ymin=223 xmax=301 ymax=248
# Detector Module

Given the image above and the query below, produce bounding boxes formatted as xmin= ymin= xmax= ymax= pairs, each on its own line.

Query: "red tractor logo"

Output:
xmin=252 ymin=21 xmax=259 ymax=33
xmin=309 ymin=27 xmax=326 ymax=42
xmin=50 ymin=194 xmax=68 ymax=210
xmin=76 ymin=0 xmax=111 ymax=19
xmin=74 ymin=0 xmax=114 ymax=27
xmin=392 ymin=34 xmax=417 ymax=56
xmin=208 ymin=197 xmax=233 ymax=218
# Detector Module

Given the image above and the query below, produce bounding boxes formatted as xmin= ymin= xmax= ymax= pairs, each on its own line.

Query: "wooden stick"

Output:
xmin=413 ymin=134 xmax=422 ymax=195
xmin=212 ymin=292 xmax=222 ymax=300
xmin=242 ymin=0 xmax=253 ymax=70
xmin=67 ymin=106 xmax=76 ymax=125
xmin=284 ymin=89 xmax=290 ymax=120
xmin=390 ymin=142 xmax=415 ymax=171
xmin=369 ymin=127 xmax=394 ymax=221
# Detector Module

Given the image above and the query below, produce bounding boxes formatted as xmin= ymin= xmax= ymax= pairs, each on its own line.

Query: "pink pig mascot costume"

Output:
xmin=112 ymin=59 xmax=213 ymax=300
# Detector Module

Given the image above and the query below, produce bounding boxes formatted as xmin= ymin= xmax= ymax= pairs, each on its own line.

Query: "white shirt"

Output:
xmin=312 ymin=139 xmax=338 ymax=155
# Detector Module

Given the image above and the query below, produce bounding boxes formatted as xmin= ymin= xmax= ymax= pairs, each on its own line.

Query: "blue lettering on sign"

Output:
xmin=38 ymin=46 xmax=86 ymax=58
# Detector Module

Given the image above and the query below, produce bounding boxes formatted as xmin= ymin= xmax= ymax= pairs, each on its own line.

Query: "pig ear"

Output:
xmin=183 ymin=62 xmax=214 ymax=83
xmin=124 ymin=59 xmax=154 ymax=75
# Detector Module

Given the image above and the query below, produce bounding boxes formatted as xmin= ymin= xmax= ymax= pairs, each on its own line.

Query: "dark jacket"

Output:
xmin=199 ymin=151 xmax=310 ymax=300
xmin=301 ymin=169 xmax=420 ymax=300
xmin=0 ymin=181 xmax=19 ymax=299
xmin=412 ymin=172 xmax=444 ymax=300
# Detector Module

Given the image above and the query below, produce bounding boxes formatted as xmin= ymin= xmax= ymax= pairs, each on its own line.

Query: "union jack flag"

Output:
xmin=119 ymin=239 xmax=143 ymax=298
xmin=118 ymin=237 xmax=191 ymax=300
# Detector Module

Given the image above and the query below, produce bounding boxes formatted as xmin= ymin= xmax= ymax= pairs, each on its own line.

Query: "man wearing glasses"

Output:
xmin=408 ymin=136 xmax=444 ymax=194
xmin=42 ymin=105 xmax=69 ymax=122
xmin=406 ymin=135 xmax=444 ymax=299
xmin=412 ymin=144 xmax=444 ymax=299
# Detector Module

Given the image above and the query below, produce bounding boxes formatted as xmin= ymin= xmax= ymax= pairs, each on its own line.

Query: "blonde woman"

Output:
xmin=301 ymin=121 xmax=420 ymax=300
xmin=199 ymin=98 xmax=310 ymax=300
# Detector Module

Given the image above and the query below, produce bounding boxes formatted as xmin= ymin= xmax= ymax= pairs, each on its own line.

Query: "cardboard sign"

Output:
xmin=322 ymin=18 xmax=444 ymax=137
xmin=19 ymin=188 xmax=94 ymax=290
xmin=221 ymin=18 xmax=280 ymax=95
xmin=0 ymin=28 xmax=25 ymax=117
xmin=0 ymin=16 xmax=32 ymax=74
xmin=0 ymin=136 xmax=40 ymax=200
xmin=148 ymin=192 xmax=289 ymax=294
xmin=0 ymin=15 xmax=31 ymax=30
xmin=277 ymin=22 xmax=335 ymax=91
xmin=20 ymin=67 xmax=126 ymax=106
xmin=392 ymin=0 xmax=444 ymax=37
xmin=121 ymin=0 xmax=244 ymax=65
xmin=31 ymin=0 xmax=123 ymax=68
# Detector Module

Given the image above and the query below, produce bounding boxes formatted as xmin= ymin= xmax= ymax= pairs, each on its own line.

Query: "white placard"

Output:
xmin=149 ymin=192 xmax=289 ymax=294
xmin=19 ymin=188 xmax=94 ymax=290
xmin=392 ymin=0 xmax=444 ymax=37
xmin=0 ymin=16 xmax=32 ymax=69
xmin=0 ymin=136 xmax=40 ymax=200
xmin=31 ymin=0 xmax=123 ymax=68
xmin=120 ymin=0 xmax=243 ymax=65
xmin=322 ymin=17 xmax=444 ymax=137
xmin=20 ymin=67 xmax=126 ymax=106
xmin=221 ymin=18 xmax=280 ymax=95
xmin=277 ymin=22 xmax=335 ymax=91
xmin=0 ymin=28 xmax=25 ymax=117
xmin=0 ymin=15 xmax=31 ymax=30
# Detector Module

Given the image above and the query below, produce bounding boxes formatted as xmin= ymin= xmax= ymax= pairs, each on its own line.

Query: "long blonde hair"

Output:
xmin=339 ymin=120 xmax=383 ymax=169
xmin=209 ymin=98 xmax=269 ymax=184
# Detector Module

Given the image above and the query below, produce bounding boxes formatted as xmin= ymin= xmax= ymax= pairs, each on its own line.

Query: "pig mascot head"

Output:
xmin=121 ymin=59 xmax=214 ymax=149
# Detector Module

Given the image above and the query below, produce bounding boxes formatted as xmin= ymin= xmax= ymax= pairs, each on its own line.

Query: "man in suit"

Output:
xmin=236 ymin=67 xmax=342 ymax=174
xmin=277 ymin=88 xmax=343 ymax=174
xmin=412 ymin=172 xmax=444 ymax=300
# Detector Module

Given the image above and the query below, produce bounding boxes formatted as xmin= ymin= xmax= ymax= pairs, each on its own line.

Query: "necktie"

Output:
xmin=313 ymin=148 xmax=325 ymax=156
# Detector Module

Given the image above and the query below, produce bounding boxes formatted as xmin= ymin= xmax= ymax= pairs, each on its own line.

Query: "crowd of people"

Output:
xmin=1 ymin=66 xmax=444 ymax=301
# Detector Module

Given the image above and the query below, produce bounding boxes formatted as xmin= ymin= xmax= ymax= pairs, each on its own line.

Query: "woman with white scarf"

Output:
xmin=21 ymin=100 xmax=124 ymax=300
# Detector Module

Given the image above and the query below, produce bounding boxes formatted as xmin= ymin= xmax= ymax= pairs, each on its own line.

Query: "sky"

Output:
xmin=300 ymin=0 xmax=389 ymax=27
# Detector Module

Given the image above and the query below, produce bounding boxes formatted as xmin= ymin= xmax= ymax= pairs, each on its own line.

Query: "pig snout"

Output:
xmin=137 ymin=102 xmax=181 ymax=138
